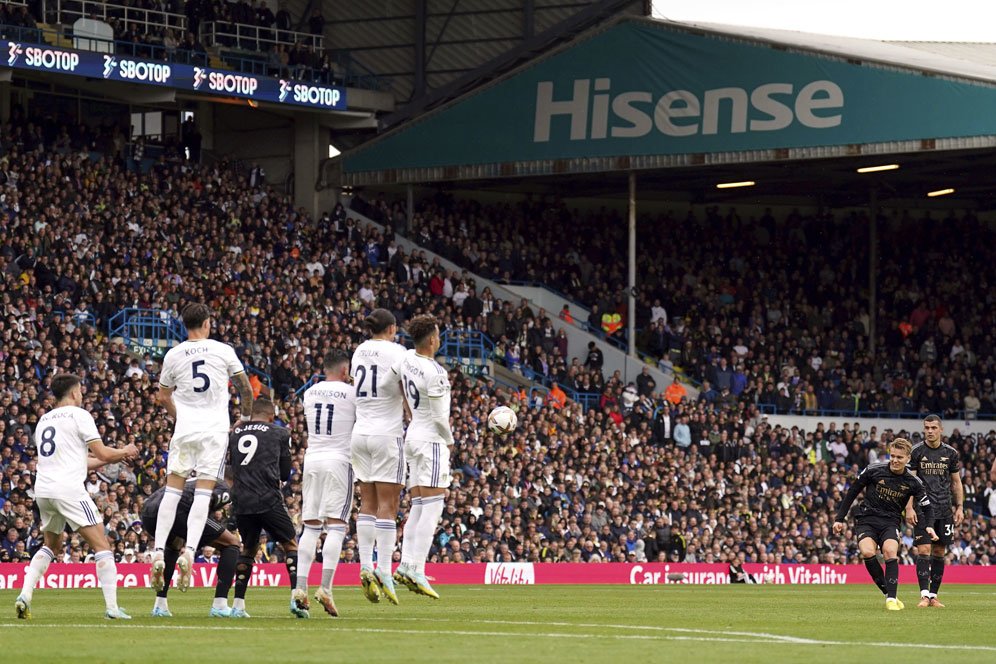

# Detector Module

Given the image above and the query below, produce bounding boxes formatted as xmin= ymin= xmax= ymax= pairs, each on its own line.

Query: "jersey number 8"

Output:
xmin=39 ymin=426 xmax=57 ymax=457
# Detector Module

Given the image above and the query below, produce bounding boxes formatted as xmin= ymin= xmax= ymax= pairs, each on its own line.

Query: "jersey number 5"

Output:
xmin=355 ymin=364 xmax=378 ymax=398
xmin=237 ymin=434 xmax=258 ymax=465
xmin=192 ymin=360 xmax=211 ymax=393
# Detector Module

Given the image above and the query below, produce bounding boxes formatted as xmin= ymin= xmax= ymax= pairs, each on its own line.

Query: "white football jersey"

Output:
xmin=398 ymin=350 xmax=453 ymax=445
xmin=33 ymin=406 xmax=100 ymax=500
xmin=350 ymin=339 xmax=407 ymax=437
xmin=303 ymin=380 xmax=356 ymax=461
xmin=159 ymin=339 xmax=245 ymax=436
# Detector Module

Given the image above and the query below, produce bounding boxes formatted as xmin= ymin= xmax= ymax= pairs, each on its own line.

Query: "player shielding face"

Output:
xmin=16 ymin=373 xmax=138 ymax=620
xmin=151 ymin=303 xmax=254 ymax=598
xmin=349 ymin=308 xmax=408 ymax=605
xmin=298 ymin=350 xmax=356 ymax=617
xmin=832 ymin=438 xmax=937 ymax=611
xmin=393 ymin=315 xmax=451 ymax=600
xmin=905 ymin=414 xmax=963 ymax=608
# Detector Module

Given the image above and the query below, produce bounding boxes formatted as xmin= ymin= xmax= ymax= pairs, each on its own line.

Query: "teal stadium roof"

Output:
xmin=340 ymin=16 xmax=996 ymax=186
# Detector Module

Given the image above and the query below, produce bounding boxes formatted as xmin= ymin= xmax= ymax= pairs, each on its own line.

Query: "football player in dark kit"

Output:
xmin=906 ymin=414 xmax=963 ymax=608
xmin=141 ymin=479 xmax=241 ymax=617
xmin=832 ymin=438 xmax=937 ymax=611
xmin=227 ymin=398 xmax=306 ymax=618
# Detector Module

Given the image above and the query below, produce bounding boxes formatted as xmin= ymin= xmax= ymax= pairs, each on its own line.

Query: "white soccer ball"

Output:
xmin=487 ymin=406 xmax=518 ymax=435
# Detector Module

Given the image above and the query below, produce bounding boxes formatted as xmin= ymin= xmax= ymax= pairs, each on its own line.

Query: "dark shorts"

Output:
xmin=914 ymin=515 xmax=954 ymax=547
xmin=855 ymin=517 xmax=902 ymax=548
xmin=236 ymin=507 xmax=297 ymax=553
xmin=141 ymin=509 xmax=227 ymax=550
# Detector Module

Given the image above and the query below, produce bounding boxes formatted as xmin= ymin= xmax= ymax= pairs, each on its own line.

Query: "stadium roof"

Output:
xmin=338 ymin=16 xmax=996 ymax=206
xmin=680 ymin=21 xmax=996 ymax=84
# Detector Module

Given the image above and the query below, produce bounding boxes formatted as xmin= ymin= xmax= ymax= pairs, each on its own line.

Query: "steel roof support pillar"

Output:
xmin=869 ymin=187 xmax=878 ymax=359
xmin=628 ymin=170 xmax=637 ymax=358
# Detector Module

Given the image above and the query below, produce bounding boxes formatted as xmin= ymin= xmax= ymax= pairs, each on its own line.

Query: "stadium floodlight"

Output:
xmin=927 ymin=188 xmax=955 ymax=197
xmin=856 ymin=164 xmax=900 ymax=173
xmin=715 ymin=180 xmax=755 ymax=189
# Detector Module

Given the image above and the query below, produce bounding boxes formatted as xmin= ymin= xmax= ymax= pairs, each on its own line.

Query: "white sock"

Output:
xmin=21 ymin=546 xmax=54 ymax=601
xmin=184 ymin=489 xmax=213 ymax=558
xmin=154 ymin=597 xmax=169 ymax=611
xmin=356 ymin=514 xmax=376 ymax=569
xmin=233 ymin=598 xmax=246 ymax=611
xmin=414 ymin=495 xmax=445 ymax=575
xmin=296 ymin=523 xmax=323 ymax=596
xmin=321 ymin=524 xmax=347 ymax=589
xmin=374 ymin=519 xmax=396 ymax=571
xmin=153 ymin=487 xmax=183 ymax=551
xmin=95 ymin=551 xmax=119 ymax=611
xmin=401 ymin=497 xmax=423 ymax=567
xmin=212 ymin=597 xmax=228 ymax=610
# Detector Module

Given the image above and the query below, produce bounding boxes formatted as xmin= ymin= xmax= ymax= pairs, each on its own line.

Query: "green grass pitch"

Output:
xmin=3 ymin=585 xmax=995 ymax=663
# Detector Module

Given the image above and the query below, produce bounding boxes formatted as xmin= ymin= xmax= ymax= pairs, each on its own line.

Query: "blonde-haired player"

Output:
xmin=393 ymin=314 xmax=452 ymax=599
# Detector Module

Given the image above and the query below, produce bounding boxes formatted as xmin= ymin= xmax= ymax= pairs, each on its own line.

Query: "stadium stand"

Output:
xmin=381 ymin=196 xmax=996 ymax=421
xmin=0 ymin=116 xmax=994 ymax=570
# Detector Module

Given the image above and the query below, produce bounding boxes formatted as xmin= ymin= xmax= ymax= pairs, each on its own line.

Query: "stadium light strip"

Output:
xmin=856 ymin=164 xmax=900 ymax=173
xmin=927 ymin=188 xmax=955 ymax=197
xmin=715 ymin=181 xmax=755 ymax=189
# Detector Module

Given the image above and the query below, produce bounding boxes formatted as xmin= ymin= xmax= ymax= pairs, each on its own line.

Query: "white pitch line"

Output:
xmin=1 ymin=622 xmax=995 ymax=653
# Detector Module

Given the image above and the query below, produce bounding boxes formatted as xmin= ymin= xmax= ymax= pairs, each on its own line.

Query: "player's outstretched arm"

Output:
xmin=904 ymin=496 xmax=918 ymax=526
xmin=231 ymin=372 xmax=254 ymax=421
xmin=88 ymin=439 xmax=139 ymax=463
xmin=832 ymin=469 xmax=869 ymax=523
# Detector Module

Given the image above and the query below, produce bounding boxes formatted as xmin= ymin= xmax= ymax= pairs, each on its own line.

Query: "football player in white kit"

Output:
xmin=298 ymin=350 xmax=356 ymax=617
xmin=350 ymin=308 xmax=408 ymax=605
xmin=16 ymin=374 xmax=139 ymax=620
xmin=152 ymin=303 xmax=254 ymax=597
xmin=392 ymin=315 xmax=452 ymax=600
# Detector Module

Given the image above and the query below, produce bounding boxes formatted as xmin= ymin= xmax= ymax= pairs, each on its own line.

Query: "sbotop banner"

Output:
xmin=344 ymin=17 xmax=996 ymax=174
xmin=2 ymin=562 xmax=995 ymax=589
xmin=3 ymin=40 xmax=346 ymax=111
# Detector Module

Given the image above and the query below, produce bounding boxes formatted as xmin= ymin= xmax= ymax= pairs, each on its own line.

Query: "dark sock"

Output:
xmin=915 ymin=555 xmax=931 ymax=594
xmin=234 ymin=557 xmax=253 ymax=600
xmin=285 ymin=551 xmax=299 ymax=591
xmin=214 ymin=545 xmax=239 ymax=599
xmin=863 ymin=556 xmax=887 ymax=595
xmin=884 ymin=558 xmax=899 ymax=600
xmin=157 ymin=547 xmax=180 ymax=598
xmin=929 ymin=555 xmax=945 ymax=595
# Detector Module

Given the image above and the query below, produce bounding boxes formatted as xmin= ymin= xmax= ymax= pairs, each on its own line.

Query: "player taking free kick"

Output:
xmin=832 ymin=438 xmax=937 ymax=610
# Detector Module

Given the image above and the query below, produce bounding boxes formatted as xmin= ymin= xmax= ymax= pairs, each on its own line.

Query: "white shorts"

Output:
xmin=301 ymin=455 xmax=355 ymax=522
xmin=350 ymin=433 xmax=405 ymax=484
xmin=405 ymin=439 xmax=451 ymax=489
xmin=167 ymin=431 xmax=229 ymax=479
xmin=37 ymin=495 xmax=102 ymax=533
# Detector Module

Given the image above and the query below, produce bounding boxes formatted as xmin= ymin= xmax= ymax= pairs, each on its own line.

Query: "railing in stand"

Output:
xmin=108 ymin=308 xmax=185 ymax=358
xmin=200 ymin=21 xmax=323 ymax=52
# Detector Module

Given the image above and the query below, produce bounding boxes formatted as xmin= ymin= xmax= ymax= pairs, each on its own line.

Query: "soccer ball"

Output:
xmin=487 ymin=406 xmax=518 ymax=435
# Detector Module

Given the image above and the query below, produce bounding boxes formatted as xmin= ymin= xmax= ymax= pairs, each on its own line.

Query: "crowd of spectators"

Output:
xmin=388 ymin=196 xmax=996 ymax=421
xmin=0 ymin=114 xmax=994 ymax=576
xmin=7 ymin=1 xmax=338 ymax=82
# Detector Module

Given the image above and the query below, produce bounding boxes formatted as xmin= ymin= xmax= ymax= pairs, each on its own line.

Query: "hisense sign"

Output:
xmin=533 ymin=78 xmax=844 ymax=142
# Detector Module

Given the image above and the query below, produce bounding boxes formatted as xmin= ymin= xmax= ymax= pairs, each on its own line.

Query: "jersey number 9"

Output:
xmin=237 ymin=434 xmax=258 ymax=465
xmin=403 ymin=375 xmax=421 ymax=409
